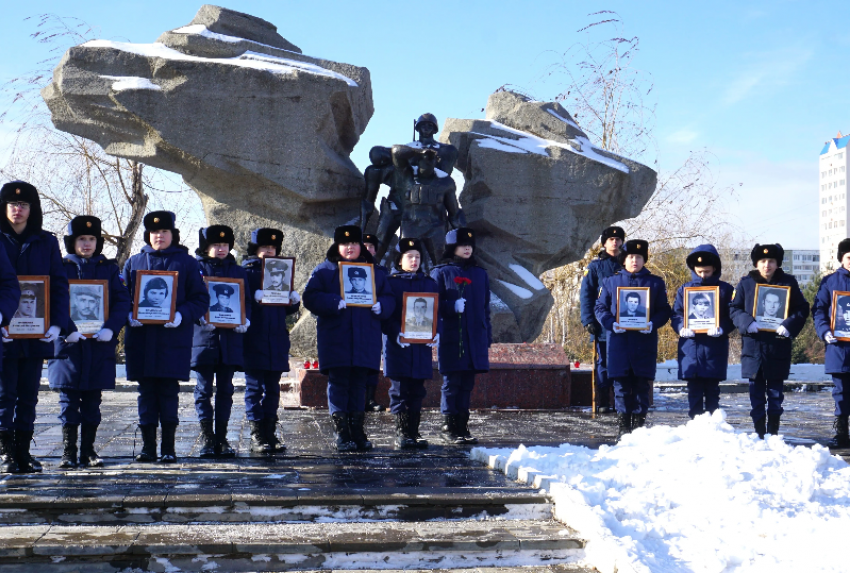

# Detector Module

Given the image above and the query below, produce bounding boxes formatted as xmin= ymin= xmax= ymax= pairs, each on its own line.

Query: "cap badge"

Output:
xmin=697 ymin=257 xmax=702 ymax=262
xmin=86 ymin=222 xmax=92 ymax=228
xmin=271 ymin=234 xmax=276 ymax=240
xmin=345 ymin=231 xmax=350 ymax=237
xmin=408 ymin=240 xmax=413 ymax=246
xmin=467 ymin=232 xmax=472 ymax=237
xmin=15 ymin=189 xmax=20 ymax=195
xmin=764 ymin=248 xmax=768 ymax=254
xmin=637 ymin=244 xmax=641 ymax=249
xmin=220 ymin=231 xmax=225 ymax=237
xmin=153 ymin=217 xmax=160 ymax=223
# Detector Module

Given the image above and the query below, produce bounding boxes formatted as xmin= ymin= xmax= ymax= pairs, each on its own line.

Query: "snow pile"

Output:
xmin=473 ymin=410 xmax=850 ymax=573
xmin=101 ymin=75 xmax=162 ymax=92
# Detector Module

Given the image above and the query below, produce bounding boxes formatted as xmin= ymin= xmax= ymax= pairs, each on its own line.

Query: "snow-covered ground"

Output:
xmin=654 ymin=360 xmax=830 ymax=382
xmin=473 ymin=411 xmax=850 ymax=573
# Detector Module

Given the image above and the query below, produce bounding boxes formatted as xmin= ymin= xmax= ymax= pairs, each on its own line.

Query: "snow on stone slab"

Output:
xmin=545 ymin=108 xmax=581 ymax=130
xmin=497 ymin=280 xmax=533 ymax=299
xmin=101 ymin=75 xmax=161 ymax=92
xmin=473 ymin=410 xmax=850 ymax=573
xmin=509 ymin=263 xmax=545 ymax=290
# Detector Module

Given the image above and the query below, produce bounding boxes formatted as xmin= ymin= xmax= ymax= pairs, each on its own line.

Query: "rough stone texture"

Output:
xmin=41 ymin=5 xmax=373 ymax=354
xmin=440 ymin=90 xmax=657 ymax=342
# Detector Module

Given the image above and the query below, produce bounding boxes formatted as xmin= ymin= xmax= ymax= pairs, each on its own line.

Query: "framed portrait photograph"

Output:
xmin=684 ymin=286 xmax=720 ymax=333
xmin=261 ymin=256 xmax=295 ymax=306
xmin=69 ymin=279 xmax=109 ymax=337
xmin=205 ymin=277 xmax=245 ymax=329
xmin=616 ymin=286 xmax=651 ymax=331
xmin=133 ymin=270 xmax=178 ymax=325
xmin=339 ymin=262 xmax=376 ymax=307
xmin=831 ymin=291 xmax=850 ymax=341
xmin=9 ymin=275 xmax=49 ymax=339
xmin=753 ymin=284 xmax=790 ymax=332
xmin=400 ymin=292 xmax=439 ymax=343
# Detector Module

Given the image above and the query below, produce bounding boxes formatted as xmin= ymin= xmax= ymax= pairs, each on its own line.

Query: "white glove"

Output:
xmin=612 ymin=322 xmax=626 ymax=333
xmin=640 ymin=322 xmax=653 ymax=334
xmin=1 ymin=327 xmax=11 ymax=343
xmin=679 ymin=328 xmax=695 ymax=338
xmin=747 ymin=322 xmax=760 ymax=334
xmin=64 ymin=331 xmax=84 ymax=344
xmin=0 ymin=312 xmax=3 ymax=324
xmin=427 ymin=333 xmax=440 ymax=348
xmin=41 ymin=325 xmax=61 ymax=343
xmin=825 ymin=332 xmax=838 ymax=344
xmin=396 ymin=334 xmax=410 ymax=348
xmin=289 ymin=291 xmax=300 ymax=304
xmin=776 ymin=325 xmax=790 ymax=338
xmin=128 ymin=312 xmax=143 ymax=328
xmin=338 ymin=299 xmax=347 ymax=310
xmin=93 ymin=328 xmax=113 ymax=342
xmin=707 ymin=326 xmax=723 ymax=337
xmin=254 ymin=290 xmax=263 ymax=303
xmin=235 ymin=318 xmax=250 ymax=334
xmin=202 ymin=323 xmax=216 ymax=332
xmin=164 ymin=311 xmax=182 ymax=328
xmin=454 ymin=298 xmax=466 ymax=313
xmin=371 ymin=302 xmax=382 ymax=315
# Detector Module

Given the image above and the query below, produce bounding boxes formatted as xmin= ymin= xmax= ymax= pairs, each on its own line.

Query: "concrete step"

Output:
xmin=0 ymin=519 xmax=587 ymax=572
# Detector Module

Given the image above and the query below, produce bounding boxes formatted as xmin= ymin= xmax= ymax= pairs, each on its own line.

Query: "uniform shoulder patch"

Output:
xmin=732 ymin=289 xmax=736 ymax=299
xmin=583 ymin=269 xmax=589 ymax=276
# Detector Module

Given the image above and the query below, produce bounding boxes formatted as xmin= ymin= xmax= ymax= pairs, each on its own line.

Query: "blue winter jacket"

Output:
xmin=191 ymin=255 xmax=251 ymax=369
xmin=579 ymin=251 xmax=622 ymax=342
xmin=382 ymin=270 xmax=440 ymax=380
xmin=595 ymin=267 xmax=672 ymax=379
xmin=431 ymin=256 xmax=492 ymax=374
xmin=812 ymin=268 xmax=850 ymax=374
xmin=242 ymin=256 xmax=300 ymax=372
xmin=669 ymin=245 xmax=735 ymax=381
xmin=0 ymin=246 xmax=20 ymax=368
xmin=729 ymin=269 xmax=809 ymax=380
xmin=123 ymin=244 xmax=210 ymax=380
xmin=48 ymin=254 xmax=132 ymax=391
xmin=303 ymin=252 xmax=395 ymax=374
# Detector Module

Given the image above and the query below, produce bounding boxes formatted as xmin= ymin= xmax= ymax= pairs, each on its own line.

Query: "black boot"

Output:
xmin=365 ymin=386 xmax=385 ymax=412
xmin=632 ymin=414 xmax=647 ymax=430
xmin=59 ymin=425 xmax=78 ymax=469
xmin=395 ymin=413 xmax=416 ymax=449
xmin=331 ymin=413 xmax=356 ymax=452
xmin=409 ymin=411 xmax=428 ymax=449
xmin=14 ymin=430 xmax=42 ymax=473
xmin=198 ymin=420 xmax=216 ymax=458
xmin=160 ymin=423 xmax=177 ymax=463
xmin=767 ymin=414 xmax=781 ymax=436
xmin=829 ymin=415 xmax=850 ymax=448
xmin=135 ymin=424 xmax=158 ymax=462
xmin=616 ymin=413 xmax=632 ymax=440
xmin=265 ymin=417 xmax=286 ymax=452
xmin=440 ymin=415 xmax=465 ymax=444
xmin=79 ymin=424 xmax=103 ymax=468
xmin=458 ymin=412 xmax=478 ymax=445
xmin=348 ymin=411 xmax=373 ymax=451
xmin=215 ymin=420 xmax=235 ymax=458
xmin=249 ymin=420 xmax=272 ymax=454
xmin=754 ymin=417 xmax=766 ymax=439
xmin=0 ymin=431 xmax=17 ymax=474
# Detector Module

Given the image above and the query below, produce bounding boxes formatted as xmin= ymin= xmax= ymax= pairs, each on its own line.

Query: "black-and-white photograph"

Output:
xmin=206 ymin=277 xmax=245 ymax=328
xmin=400 ymin=292 xmax=438 ymax=342
xmin=339 ymin=262 xmax=376 ymax=307
xmin=69 ymin=280 xmax=108 ymax=336
xmin=684 ymin=286 xmax=719 ymax=332
xmin=616 ymin=287 xmax=650 ymax=330
xmin=754 ymin=284 xmax=790 ymax=332
xmin=9 ymin=276 xmax=49 ymax=338
xmin=134 ymin=271 xmax=177 ymax=323
xmin=832 ymin=291 xmax=850 ymax=340
xmin=261 ymin=257 xmax=295 ymax=305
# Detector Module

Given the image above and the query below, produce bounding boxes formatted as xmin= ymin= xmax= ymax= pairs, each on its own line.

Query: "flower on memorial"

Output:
xmin=455 ymin=276 xmax=473 ymax=358
xmin=453 ymin=277 xmax=472 ymax=286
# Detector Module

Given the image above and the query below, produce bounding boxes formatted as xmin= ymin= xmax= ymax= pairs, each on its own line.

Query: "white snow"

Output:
xmin=654 ymin=361 xmax=830 ymax=383
xmin=509 ymin=263 xmax=545 ymax=290
xmin=101 ymin=75 xmax=161 ymax=92
xmin=497 ymin=280 xmax=533 ymax=299
xmin=473 ymin=410 xmax=850 ymax=573
xmin=545 ymin=108 xmax=581 ymax=129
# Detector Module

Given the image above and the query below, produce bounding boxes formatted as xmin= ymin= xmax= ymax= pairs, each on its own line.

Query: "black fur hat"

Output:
xmin=334 ymin=225 xmax=362 ymax=244
xmin=838 ymin=239 xmax=850 ymax=263
xmin=247 ymin=228 xmax=283 ymax=256
xmin=750 ymin=243 xmax=783 ymax=267
xmin=600 ymin=226 xmax=625 ymax=243
xmin=0 ymin=181 xmax=43 ymax=234
xmin=619 ymin=239 xmax=650 ymax=264
xmin=63 ymin=215 xmax=103 ymax=256
xmin=363 ymin=233 xmax=379 ymax=248
xmin=394 ymin=237 xmax=424 ymax=268
xmin=686 ymin=249 xmax=720 ymax=271
xmin=197 ymin=225 xmax=235 ymax=256
xmin=143 ymin=211 xmax=180 ymax=246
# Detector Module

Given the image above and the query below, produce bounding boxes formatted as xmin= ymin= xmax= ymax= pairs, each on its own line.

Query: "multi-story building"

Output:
xmin=782 ymin=249 xmax=820 ymax=286
xmin=820 ymin=132 xmax=849 ymax=272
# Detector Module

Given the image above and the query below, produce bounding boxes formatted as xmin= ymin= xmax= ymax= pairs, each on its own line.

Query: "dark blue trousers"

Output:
xmin=244 ymin=369 xmax=283 ymax=421
xmin=832 ymin=374 xmax=850 ymax=416
xmin=58 ymin=389 xmax=102 ymax=426
xmin=137 ymin=377 xmax=180 ymax=426
xmin=441 ymin=372 xmax=476 ymax=415
xmin=748 ymin=369 xmax=784 ymax=421
xmin=0 ymin=357 xmax=42 ymax=431
xmin=686 ymin=377 xmax=721 ymax=419
xmin=327 ymin=366 xmax=369 ymax=415
xmin=389 ymin=377 xmax=426 ymax=414
xmin=193 ymin=365 xmax=235 ymax=422
xmin=612 ymin=371 xmax=651 ymax=415
xmin=596 ymin=340 xmax=612 ymax=406
xmin=366 ymin=371 xmax=379 ymax=388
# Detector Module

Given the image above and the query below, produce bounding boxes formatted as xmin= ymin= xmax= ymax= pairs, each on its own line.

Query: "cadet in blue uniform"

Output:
xmin=431 ymin=228 xmax=491 ymax=445
xmin=0 ymin=199 xmax=20 ymax=473
xmin=48 ymin=216 xmax=131 ymax=468
xmin=383 ymin=238 xmax=440 ymax=449
xmin=729 ymin=244 xmax=809 ymax=438
xmin=123 ymin=212 xmax=210 ymax=463
xmin=579 ymin=226 xmax=624 ymax=413
xmin=192 ymin=225 xmax=250 ymax=458
xmin=0 ymin=181 xmax=68 ymax=473
xmin=670 ymin=245 xmax=734 ymax=419
xmin=242 ymin=228 xmax=300 ymax=453
xmin=595 ymin=239 xmax=671 ymax=438
xmin=303 ymin=226 xmax=395 ymax=451
xmin=811 ymin=238 xmax=850 ymax=448
xmin=362 ymin=233 xmax=387 ymax=412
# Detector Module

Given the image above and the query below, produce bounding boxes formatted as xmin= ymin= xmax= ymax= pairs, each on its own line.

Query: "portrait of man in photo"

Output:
xmin=70 ymin=285 xmax=102 ymax=322
xmin=14 ymin=285 xmax=41 ymax=319
xmin=139 ymin=277 xmax=169 ymax=308
xmin=210 ymin=283 xmax=235 ymax=313
xmin=755 ymin=286 xmax=788 ymax=330
xmin=264 ymin=259 xmax=289 ymax=292
xmin=688 ymin=293 xmax=713 ymax=321
xmin=346 ymin=266 xmax=371 ymax=295
xmin=622 ymin=291 xmax=646 ymax=318
xmin=405 ymin=297 xmax=433 ymax=333
xmin=835 ymin=296 xmax=850 ymax=337
xmin=340 ymin=263 xmax=375 ymax=306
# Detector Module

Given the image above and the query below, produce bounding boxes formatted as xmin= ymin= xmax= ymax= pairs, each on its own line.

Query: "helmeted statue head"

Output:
xmin=415 ymin=113 xmax=438 ymax=137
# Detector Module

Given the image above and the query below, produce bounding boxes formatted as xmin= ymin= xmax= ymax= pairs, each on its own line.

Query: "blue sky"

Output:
xmin=0 ymin=0 xmax=842 ymax=248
